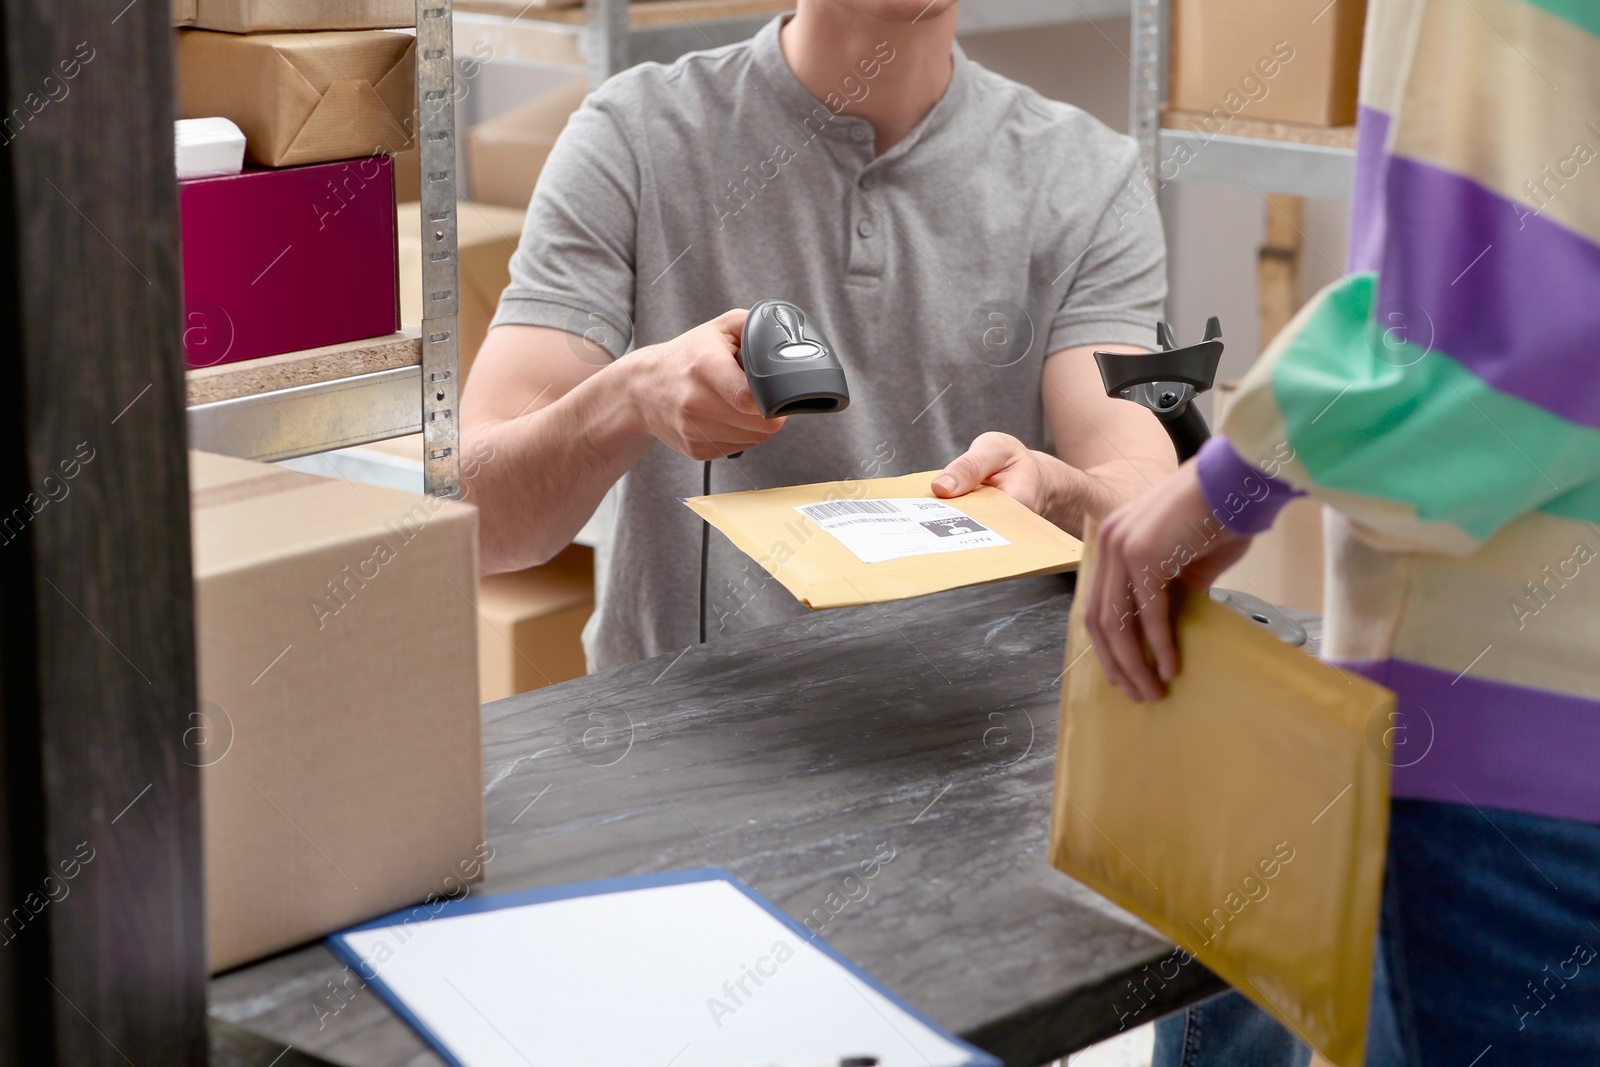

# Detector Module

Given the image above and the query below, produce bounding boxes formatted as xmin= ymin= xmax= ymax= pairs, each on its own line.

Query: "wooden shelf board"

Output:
xmin=185 ymin=327 xmax=422 ymax=407
xmin=1162 ymin=108 xmax=1357 ymax=150
xmin=454 ymin=0 xmax=790 ymax=27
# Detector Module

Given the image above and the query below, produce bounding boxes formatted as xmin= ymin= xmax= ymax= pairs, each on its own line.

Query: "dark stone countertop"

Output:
xmin=211 ymin=575 xmax=1317 ymax=1065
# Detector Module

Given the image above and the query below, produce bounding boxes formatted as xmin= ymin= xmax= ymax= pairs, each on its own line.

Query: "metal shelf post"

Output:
xmin=418 ymin=0 xmax=463 ymax=498
xmin=584 ymin=0 xmax=630 ymax=87
xmin=1130 ymin=0 xmax=1166 ymax=190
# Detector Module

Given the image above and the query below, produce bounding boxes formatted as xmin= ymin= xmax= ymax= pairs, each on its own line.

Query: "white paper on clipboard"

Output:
xmin=329 ymin=869 xmax=998 ymax=1067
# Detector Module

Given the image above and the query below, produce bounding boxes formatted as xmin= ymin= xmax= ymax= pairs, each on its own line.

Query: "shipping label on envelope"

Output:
xmin=684 ymin=471 xmax=1081 ymax=610
xmin=793 ymin=498 xmax=1011 ymax=563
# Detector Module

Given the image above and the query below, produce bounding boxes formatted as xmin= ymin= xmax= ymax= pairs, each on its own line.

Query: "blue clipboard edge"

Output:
xmin=325 ymin=866 xmax=1001 ymax=1067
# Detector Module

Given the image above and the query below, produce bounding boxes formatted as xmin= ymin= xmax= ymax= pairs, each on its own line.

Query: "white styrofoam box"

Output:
xmin=175 ymin=117 xmax=245 ymax=180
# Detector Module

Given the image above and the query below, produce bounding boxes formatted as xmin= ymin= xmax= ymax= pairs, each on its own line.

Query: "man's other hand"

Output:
xmin=627 ymin=308 xmax=787 ymax=460
xmin=932 ymin=431 xmax=1066 ymax=519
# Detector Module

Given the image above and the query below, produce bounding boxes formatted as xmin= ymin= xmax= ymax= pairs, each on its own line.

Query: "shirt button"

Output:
xmin=860 ymin=173 xmax=875 ymax=190
xmin=852 ymin=125 xmax=872 ymax=143
xmin=856 ymin=219 xmax=874 ymax=238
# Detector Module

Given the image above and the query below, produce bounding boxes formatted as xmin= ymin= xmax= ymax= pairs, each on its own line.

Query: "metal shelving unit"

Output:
xmin=185 ymin=0 xmax=462 ymax=499
xmin=1130 ymin=0 xmax=1356 ymax=200
xmin=453 ymin=0 xmax=1128 ymax=84
xmin=453 ymin=0 xmax=787 ymax=79
xmin=183 ymin=0 xmax=1356 ymax=493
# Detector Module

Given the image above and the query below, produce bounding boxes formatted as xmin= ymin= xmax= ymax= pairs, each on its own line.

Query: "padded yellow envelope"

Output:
xmin=1050 ymin=534 xmax=1392 ymax=1066
xmin=683 ymin=471 xmax=1082 ymax=609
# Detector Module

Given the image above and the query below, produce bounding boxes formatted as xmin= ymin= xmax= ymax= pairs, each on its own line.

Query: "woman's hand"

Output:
xmin=1083 ymin=461 xmax=1252 ymax=702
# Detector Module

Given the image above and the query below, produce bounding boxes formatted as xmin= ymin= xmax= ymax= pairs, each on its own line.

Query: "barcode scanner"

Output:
xmin=739 ymin=299 xmax=850 ymax=418
xmin=703 ymin=300 xmax=850 ymax=644
xmin=1093 ymin=316 xmax=1224 ymax=464
xmin=725 ymin=299 xmax=851 ymax=460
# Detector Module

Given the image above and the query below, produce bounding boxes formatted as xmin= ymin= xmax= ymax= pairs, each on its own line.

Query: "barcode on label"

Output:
xmin=798 ymin=499 xmax=900 ymax=520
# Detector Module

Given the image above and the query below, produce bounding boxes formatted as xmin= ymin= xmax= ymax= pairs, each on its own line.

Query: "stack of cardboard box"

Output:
xmin=173 ymin=2 xmax=496 ymax=975
xmin=173 ymin=1 xmax=416 ymax=368
xmin=465 ymin=76 xmax=588 ymax=210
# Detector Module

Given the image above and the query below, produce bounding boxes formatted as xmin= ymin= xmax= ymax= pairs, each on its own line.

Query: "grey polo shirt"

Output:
xmin=491 ymin=16 xmax=1166 ymax=672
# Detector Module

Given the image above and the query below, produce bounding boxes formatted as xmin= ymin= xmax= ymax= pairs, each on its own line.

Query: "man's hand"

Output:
xmin=462 ymin=308 xmax=787 ymax=574
xmin=1084 ymin=461 xmax=1252 ymax=703
xmin=932 ymin=430 xmax=1141 ymax=539
xmin=932 ymin=431 xmax=1068 ymax=518
xmin=625 ymin=308 xmax=787 ymax=460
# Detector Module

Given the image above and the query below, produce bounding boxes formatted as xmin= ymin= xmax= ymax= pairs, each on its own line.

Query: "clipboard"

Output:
xmin=684 ymin=471 xmax=1083 ymax=609
xmin=327 ymin=867 xmax=1000 ymax=1067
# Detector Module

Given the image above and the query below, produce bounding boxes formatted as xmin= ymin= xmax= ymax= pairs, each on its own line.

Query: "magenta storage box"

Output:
xmin=179 ymin=156 xmax=398 ymax=368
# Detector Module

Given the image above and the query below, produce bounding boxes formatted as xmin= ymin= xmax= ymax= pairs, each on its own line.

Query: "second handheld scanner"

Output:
xmin=1093 ymin=317 xmax=1224 ymax=464
xmin=1094 ymin=316 xmax=1306 ymax=647
xmin=739 ymin=299 xmax=850 ymax=419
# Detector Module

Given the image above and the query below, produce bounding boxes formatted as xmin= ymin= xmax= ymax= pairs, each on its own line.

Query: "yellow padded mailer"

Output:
xmin=684 ymin=471 xmax=1082 ymax=609
xmin=1050 ymin=536 xmax=1392 ymax=1066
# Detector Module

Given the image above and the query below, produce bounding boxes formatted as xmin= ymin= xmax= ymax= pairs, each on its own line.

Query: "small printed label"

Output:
xmin=794 ymin=498 xmax=1010 ymax=564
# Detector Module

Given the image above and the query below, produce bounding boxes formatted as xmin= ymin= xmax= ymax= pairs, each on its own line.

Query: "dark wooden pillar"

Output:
xmin=0 ymin=1 xmax=206 ymax=1062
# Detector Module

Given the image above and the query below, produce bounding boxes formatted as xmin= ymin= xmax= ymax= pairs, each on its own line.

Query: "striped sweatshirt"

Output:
xmin=1195 ymin=0 xmax=1600 ymax=825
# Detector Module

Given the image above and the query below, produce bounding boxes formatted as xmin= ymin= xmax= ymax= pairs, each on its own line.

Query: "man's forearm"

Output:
xmin=465 ymin=361 xmax=653 ymax=574
xmin=1045 ymin=455 xmax=1171 ymax=539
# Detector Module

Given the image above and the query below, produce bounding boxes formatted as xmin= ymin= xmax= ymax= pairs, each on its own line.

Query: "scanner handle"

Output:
xmin=1157 ymin=403 xmax=1211 ymax=464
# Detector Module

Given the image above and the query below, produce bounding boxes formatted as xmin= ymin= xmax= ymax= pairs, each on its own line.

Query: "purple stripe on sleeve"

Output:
xmin=1346 ymin=105 xmax=1391 ymax=274
xmin=1377 ymin=154 xmax=1600 ymax=428
xmin=1193 ymin=436 xmax=1303 ymax=536
xmin=1340 ymin=657 xmax=1600 ymax=826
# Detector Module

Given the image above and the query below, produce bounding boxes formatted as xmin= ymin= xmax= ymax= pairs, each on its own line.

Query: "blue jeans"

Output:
xmin=1153 ymin=799 xmax=1600 ymax=1067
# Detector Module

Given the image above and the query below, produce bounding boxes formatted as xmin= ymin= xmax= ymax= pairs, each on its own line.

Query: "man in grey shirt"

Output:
xmin=462 ymin=0 xmax=1175 ymax=672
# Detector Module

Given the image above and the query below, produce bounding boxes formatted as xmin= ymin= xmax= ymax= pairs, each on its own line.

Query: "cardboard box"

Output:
xmin=296 ymin=435 xmax=595 ymax=696
xmin=392 ymin=145 xmax=421 ymax=202
xmin=478 ymin=545 xmax=595 ymax=703
xmin=398 ymin=200 xmax=524 ymax=381
xmin=183 ymin=0 xmax=413 ymax=31
xmin=298 ymin=434 xmax=595 ymax=696
xmin=178 ymin=29 xmax=416 ymax=167
xmin=180 ymin=156 xmax=399 ymax=368
xmin=1169 ymin=0 xmax=1366 ymax=127
xmin=174 ymin=0 xmax=199 ymax=25
xmin=190 ymin=452 xmax=484 ymax=973
xmin=465 ymin=77 xmax=588 ymax=209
